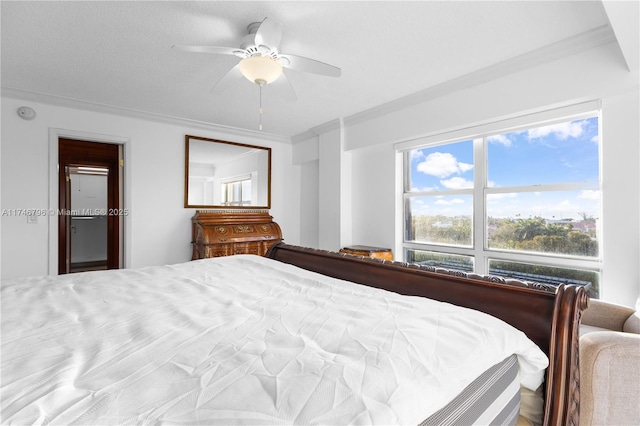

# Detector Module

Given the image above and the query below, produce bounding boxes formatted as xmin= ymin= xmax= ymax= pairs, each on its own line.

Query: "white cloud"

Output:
xmin=460 ymin=164 xmax=473 ymax=173
xmin=555 ymin=200 xmax=574 ymax=209
xmin=411 ymin=150 xmax=426 ymax=161
xmin=441 ymin=176 xmax=473 ymax=189
xmin=434 ymin=198 xmax=465 ymax=206
xmin=416 ymin=152 xmax=473 ymax=178
xmin=487 ymin=192 xmax=518 ymax=201
xmin=527 ymin=120 xmax=587 ymax=140
xmin=578 ymin=190 xmax=600 ymax=200
xmin=488 ymin=134 xmax=512 ymax=146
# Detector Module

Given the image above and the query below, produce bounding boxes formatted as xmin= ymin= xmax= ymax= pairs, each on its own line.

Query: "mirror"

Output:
xmin=184 ymin=135 xmax=271 ymax=209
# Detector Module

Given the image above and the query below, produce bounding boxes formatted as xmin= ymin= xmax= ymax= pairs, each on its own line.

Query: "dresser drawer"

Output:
xmin=231 ymin=242 xmax=261 ymax=255
xmin=202 ymin=245 xmax=232 ymax=258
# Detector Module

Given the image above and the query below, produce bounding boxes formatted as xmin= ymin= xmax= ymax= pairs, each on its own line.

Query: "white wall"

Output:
xmin=292 ymin=136 xmax=319 ymax=248
xmin=600 ymin=90 xmax=640 ymax=305
xmin=317 ymin=125 xmax=344 ymax=251
xmin=1 ymin=97 xmax=296 ymax=279
xmin=350 ymin=143 xmax=398 ymax=253
xmin=302 ymin=40 xmax=639 ymax=306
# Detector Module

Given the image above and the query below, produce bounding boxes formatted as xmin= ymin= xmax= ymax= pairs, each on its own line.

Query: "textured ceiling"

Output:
xmin=1 ymin=1 xmax=613 ymax=139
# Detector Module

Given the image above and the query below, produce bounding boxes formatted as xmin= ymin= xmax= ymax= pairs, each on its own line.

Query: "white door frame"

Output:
xmin=48 ymin=128 xmax=132 ymax=275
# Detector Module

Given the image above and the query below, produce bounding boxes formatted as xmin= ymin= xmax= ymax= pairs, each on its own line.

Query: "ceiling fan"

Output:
xmin=173 ymin=17 xmax=341 ymax=99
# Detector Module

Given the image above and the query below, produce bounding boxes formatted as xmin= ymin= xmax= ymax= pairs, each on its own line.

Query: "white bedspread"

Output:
xmin=1 ymin=255 xmax=548 ymax=425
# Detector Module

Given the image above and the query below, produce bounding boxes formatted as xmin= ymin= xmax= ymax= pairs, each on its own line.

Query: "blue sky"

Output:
xmin=409 ymin=117 xmax=600 ymax=220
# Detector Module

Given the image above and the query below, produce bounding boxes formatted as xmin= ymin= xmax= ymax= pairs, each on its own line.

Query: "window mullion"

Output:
xmin=473 ymin=138 xmax=487 ymax=275
xmin=486 ymin=181 xmax=600 ymax=194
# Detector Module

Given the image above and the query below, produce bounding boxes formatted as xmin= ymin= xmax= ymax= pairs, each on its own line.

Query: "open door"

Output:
xmin=58 ymin=138 xmax=121 ymax=274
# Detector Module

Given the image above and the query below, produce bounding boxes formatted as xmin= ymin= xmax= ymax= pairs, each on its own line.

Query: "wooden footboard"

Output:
xmin=266 ymin=243 xmax=589 ymax=426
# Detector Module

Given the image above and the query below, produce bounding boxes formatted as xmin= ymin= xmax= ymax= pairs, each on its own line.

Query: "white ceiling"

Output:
xmin=0 ymin=1 xmax=629 ymax=140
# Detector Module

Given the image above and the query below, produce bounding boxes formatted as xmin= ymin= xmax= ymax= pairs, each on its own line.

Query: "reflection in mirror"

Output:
xmin=185 ymin=135 xmax=271 ymax=208
xmin=68 ymin=166 xmax=108 ymax=272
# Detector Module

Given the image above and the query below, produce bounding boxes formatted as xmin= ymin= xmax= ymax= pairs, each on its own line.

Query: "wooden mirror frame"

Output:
xmin=184 ymin=135 xmax=271 ymax=209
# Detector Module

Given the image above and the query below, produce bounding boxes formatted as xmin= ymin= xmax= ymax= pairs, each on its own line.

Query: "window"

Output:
xmin=402 ymin=108 xmax=601 ymax=297
xmin=221 ymin=177 xmax=252 ymax=206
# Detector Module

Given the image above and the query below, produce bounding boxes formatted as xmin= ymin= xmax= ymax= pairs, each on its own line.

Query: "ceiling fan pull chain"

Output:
xmin=259 ymin=83 xmax=263 ymax=131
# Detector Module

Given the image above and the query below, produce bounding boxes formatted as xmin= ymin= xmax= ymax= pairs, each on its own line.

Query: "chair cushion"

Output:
xmin=579 ymin=323 xmax=609 ymax=336
xmin=580 ymin=331 xmax=640 ymax=425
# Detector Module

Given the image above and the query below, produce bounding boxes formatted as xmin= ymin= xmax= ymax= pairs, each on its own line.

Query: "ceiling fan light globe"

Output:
xmin=238 ymin=55 xmax=283 ymax=85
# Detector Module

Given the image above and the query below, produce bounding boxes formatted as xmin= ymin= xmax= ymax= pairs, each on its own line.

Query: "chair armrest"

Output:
xmin=580 ymin=331 xmax=640 ymax=425
xmin=581 ymin=299 xmax=635 ymax=331
xmin=623 ymin=312 xmax=640 ymax=334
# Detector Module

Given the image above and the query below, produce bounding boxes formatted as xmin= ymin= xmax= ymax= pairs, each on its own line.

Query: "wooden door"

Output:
xmin=58 ymin=138 xmax=121 ymax=274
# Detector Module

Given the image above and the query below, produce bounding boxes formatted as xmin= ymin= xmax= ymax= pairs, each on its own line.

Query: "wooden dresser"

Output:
xmin=191 ymin=210 xmax=283 ymax=260
xmin=340 ymin=245 xmax=394 ymax=261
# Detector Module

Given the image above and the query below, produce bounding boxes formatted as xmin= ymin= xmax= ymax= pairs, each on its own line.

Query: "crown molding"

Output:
xmin=291 ymin=129 xmax=318 ymax=144
xmin=342 ymin=25 xmax=617 ymax=129
xmin=311 ymin=118 xmax=341 ymax=136
xmin=291 ymin=118 xmax=342 ymax=144
xmin=1 ymin=87 xmax=292 ymax=144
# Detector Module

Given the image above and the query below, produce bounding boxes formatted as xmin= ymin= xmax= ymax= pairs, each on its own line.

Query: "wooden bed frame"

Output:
xmin=266 ymin=243 xmax=589 ymax=426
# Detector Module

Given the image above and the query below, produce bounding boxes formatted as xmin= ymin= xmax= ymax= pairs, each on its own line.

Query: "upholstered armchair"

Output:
xmin=579 ymin=299 xmax=640 ymax=425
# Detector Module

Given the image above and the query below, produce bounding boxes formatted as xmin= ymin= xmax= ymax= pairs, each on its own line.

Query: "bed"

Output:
xmin=1 ymin=243 xmax=588 ymax=425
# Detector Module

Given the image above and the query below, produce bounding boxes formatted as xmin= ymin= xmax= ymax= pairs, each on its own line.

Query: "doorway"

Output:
xmin=58 ymin=138 xmax=122 ymax=274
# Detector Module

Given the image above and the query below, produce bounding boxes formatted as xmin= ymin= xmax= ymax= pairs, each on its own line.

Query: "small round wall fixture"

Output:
xmin=17 ymin=106 xmax=36 ymax=120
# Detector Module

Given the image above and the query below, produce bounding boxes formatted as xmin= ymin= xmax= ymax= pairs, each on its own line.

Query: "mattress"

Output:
xmin=420 ymin=354 xmax=521 ymax=426
xmin=1 ymin=255 xmax=548 ymax=425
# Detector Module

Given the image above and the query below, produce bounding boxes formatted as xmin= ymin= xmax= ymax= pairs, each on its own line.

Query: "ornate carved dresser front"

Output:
xmin=191 ymin=210 xmax=283 ymax=260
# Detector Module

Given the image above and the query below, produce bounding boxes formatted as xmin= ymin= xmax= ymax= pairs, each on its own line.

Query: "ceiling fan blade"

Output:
xmin=270 ymin=72 xmax=297 ymax=102
xmin=254 ymin=18 xmax=282 ymax=50
xmin=279 ymin=54 xmax=341 ymax=77
xmin=210 ymin=65 xmax=244 ymax=93
xmin=172 ymin=45 xmax=242 ymax=56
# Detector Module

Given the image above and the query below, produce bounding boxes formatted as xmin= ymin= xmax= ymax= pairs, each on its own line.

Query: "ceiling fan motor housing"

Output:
xmin=240 ymin=33 xmax=278 ymax=58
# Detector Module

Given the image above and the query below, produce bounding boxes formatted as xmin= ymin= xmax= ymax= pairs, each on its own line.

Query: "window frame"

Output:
xmin=220 ymin=175 xmax=252 ymax=206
